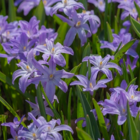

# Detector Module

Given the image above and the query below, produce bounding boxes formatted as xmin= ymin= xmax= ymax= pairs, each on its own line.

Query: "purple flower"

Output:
xmin=120 ymin=55 xmax=138 ymax=73
xmin=19 ymin=16 xmax=40 ymax=39
xmin=41 ymin=119 xmax=74 ymax=139
xmin=100 ymin=92 xmax=138 ymax=125
xmin=16 ymin=0 xmax=40 ymax=16
xmin=12 ymin=50 xmax=38 ymax=93
xmin=70 ymin=70 xmax=110 ymax=95
xmin=88 ymin=0 xmax=105 ymax=12
xmin=1 ymin=116 xmax=24 ymax=131
xmin=79 ymin=10 xmax=100 ymax=34
xmin=35 ymin=39 xmax=74 ymax=67
xmin=30 ymin=57 xmax=74 ymax=102
xmin=57 ymin=9 xmax=91 ymax=46
xmin=82 ymin=54 xmax=122 ymax=79
xmin=42 ymin=0 xmax=61 ymax=15
xmin=18 ymin=123 xmax=47 ymax=140
xmin=52 ymin=0 xmax=84 ymax=15
xmin=27 ymin=113 xmax=73 ymax=140
xmin=26 ymin=97 xmax=54 ymax=119
xmin=37 ymin=26 xmax=58 ymax=46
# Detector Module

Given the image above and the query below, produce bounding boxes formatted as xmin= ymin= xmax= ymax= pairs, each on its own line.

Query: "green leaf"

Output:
xmin=128 ymin=65 xmax=134 ymax=81
xmin=1 ymin=0 xmax=6 ymax=15
xmin=65 ymin=63 xmax=81 ymax=85
xmin=54 ymin=22 xmax=68 ymax=44
xmin=36 ymin=82 xmax=47 ymax=119
xmin=112 ymin=40 xmax=136 ymax=63
xmin=8 ymin=0 xmax=16 ymax=22
xmin=53 ymin=15 xmax=62 ymax=25
xmin=41 ymin=85 xmax=61 ymax=119
xmin=76 ymin=127 xmax=93 ymax=140
xmin=130 ymin=16 xmax=140 ymax=38
xmin=34 ymin=1 xmax=45 ymax=27
xmin=76 ymin=86 xmax=101 ymax=140
xmin=0 ymin=96 xmax=26 ymax=127
xmin=134 ymin=2 xmax=140 ymax=18
xmin=0 ymin=71 xmax=35 ymax=102
xmin=106 ymin=22 xmax=113 ymax=42
xmin=0 ymin=115 xmax=7 ymax=140
xmin=92 ymin=98 xmax=109 ymax=140
xmin=79 ymin=0 xmax=87 ymax=10
xmin=126 ymin=77 xmax=137 ymax=91
xmin=67 ymin=88 xmax=72 ymax=126
xmin=127 ymin=102 xmax=139 ymax=140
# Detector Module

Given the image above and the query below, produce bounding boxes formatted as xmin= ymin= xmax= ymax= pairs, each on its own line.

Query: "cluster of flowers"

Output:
xmin=1 ymin=0 xmax=140 ymax=139
xmin=1 ymin=113 xmax=73 ymax=140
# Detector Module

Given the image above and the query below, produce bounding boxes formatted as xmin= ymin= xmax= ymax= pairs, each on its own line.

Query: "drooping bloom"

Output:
xmin=70 ymin=69 xmax=110 ymax=95
xmin=30 ymin=57 xmax=74 ymax=102
xmin=82 ymin=54 xmax=122 ymax=79
xmin=57 ymin=9 xmax=91 ymax=46
xmin=35 ymin=38 xmax=74 ymax=67
xmin=52 ymin=0 xmax=84 ymax=15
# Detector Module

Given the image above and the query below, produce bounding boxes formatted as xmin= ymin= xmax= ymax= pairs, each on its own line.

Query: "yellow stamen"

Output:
xmin=89 ymin=82 xmax=93 ymax=88
xmin=137 ymin=17 xmax=140 ymax=22
xmin=26 ymin=65 xmax=29 ymax=70
xmin=123 ymin=109 xmax=125 ymax=113
xmin=99 ymin=1 xmax=103 ymax=5
xmin=131 ymin=95 xmax=134 ymax=99
xmin=27 ymin=31 xmax=30 ymax=35
xmin=49 ymin=74 xmax=54 ymax=79
xmin=64 ymin=0 xmax=67 ymax=4
xmin=32 ymin=133 xmax=36 ymax=138
xmin=15 ymin=136 xmax=18 ymax=140
xmin=82 ymin=10 xmax=86 ymax=13
xmin=44 ymin=43 xmax=47 ymax=47
xmin=48 ymin=126 xmax=51 ymax=131
xmin=51 ymin=47 xmax=55 ymax=53
xmin=100 ymin=61 xmax=102 ymax=65
xmin=43 ymin=0 xmax=47 ymax=5
xmin=76 ymin=21 xmax=81 ymax=27
xmin=0 ymin=27 xmax=1 ymax=31
xmin=23 ymin=46 xmax=26 ymax=50
xmin=132 ymin=8 xmax=136 ymax=13
xmin=7 ymin=31 xmax=10 ymax=35
xmin=106 ymin=123 xmax=110 ymax=126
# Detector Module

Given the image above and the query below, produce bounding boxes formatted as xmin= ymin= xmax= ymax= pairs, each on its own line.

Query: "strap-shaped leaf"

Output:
xmin=130 ymin=16 xmax=140 ymax=38
xmin=112 ymin=40 xmax=136 ymax=63
xmin=76 ymin=127 xmax=93 ymax=140
xmin=93 ymin=99 xmax=109 ymax=140
xmin=76 ymin=86 xmax=101 ymax=140
xmin=127 ymin=102 xmax=139 ymax=140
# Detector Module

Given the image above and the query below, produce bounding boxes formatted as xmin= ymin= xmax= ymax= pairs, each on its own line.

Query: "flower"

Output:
xmin=52 ymin=0 xmax=84 ymax=15
xmin=70 ymin=69 xmax=110 ymax=95
xmin=99 ymin=92 xmax=138 ymax=125
xmin=35 ymin=39 xmax=74 ymax=67
xmin=82 ymin=54 xmax=122 ymax=79
xmin=57 ymin=9 xmax=91 ymax=46
xmin=26 ymin=97 xmax=54 ymax=119
xmin=30 ymin=57 xmax=74 ymax=102
xmin=16 ymin=0 xmax=40 ymax=16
